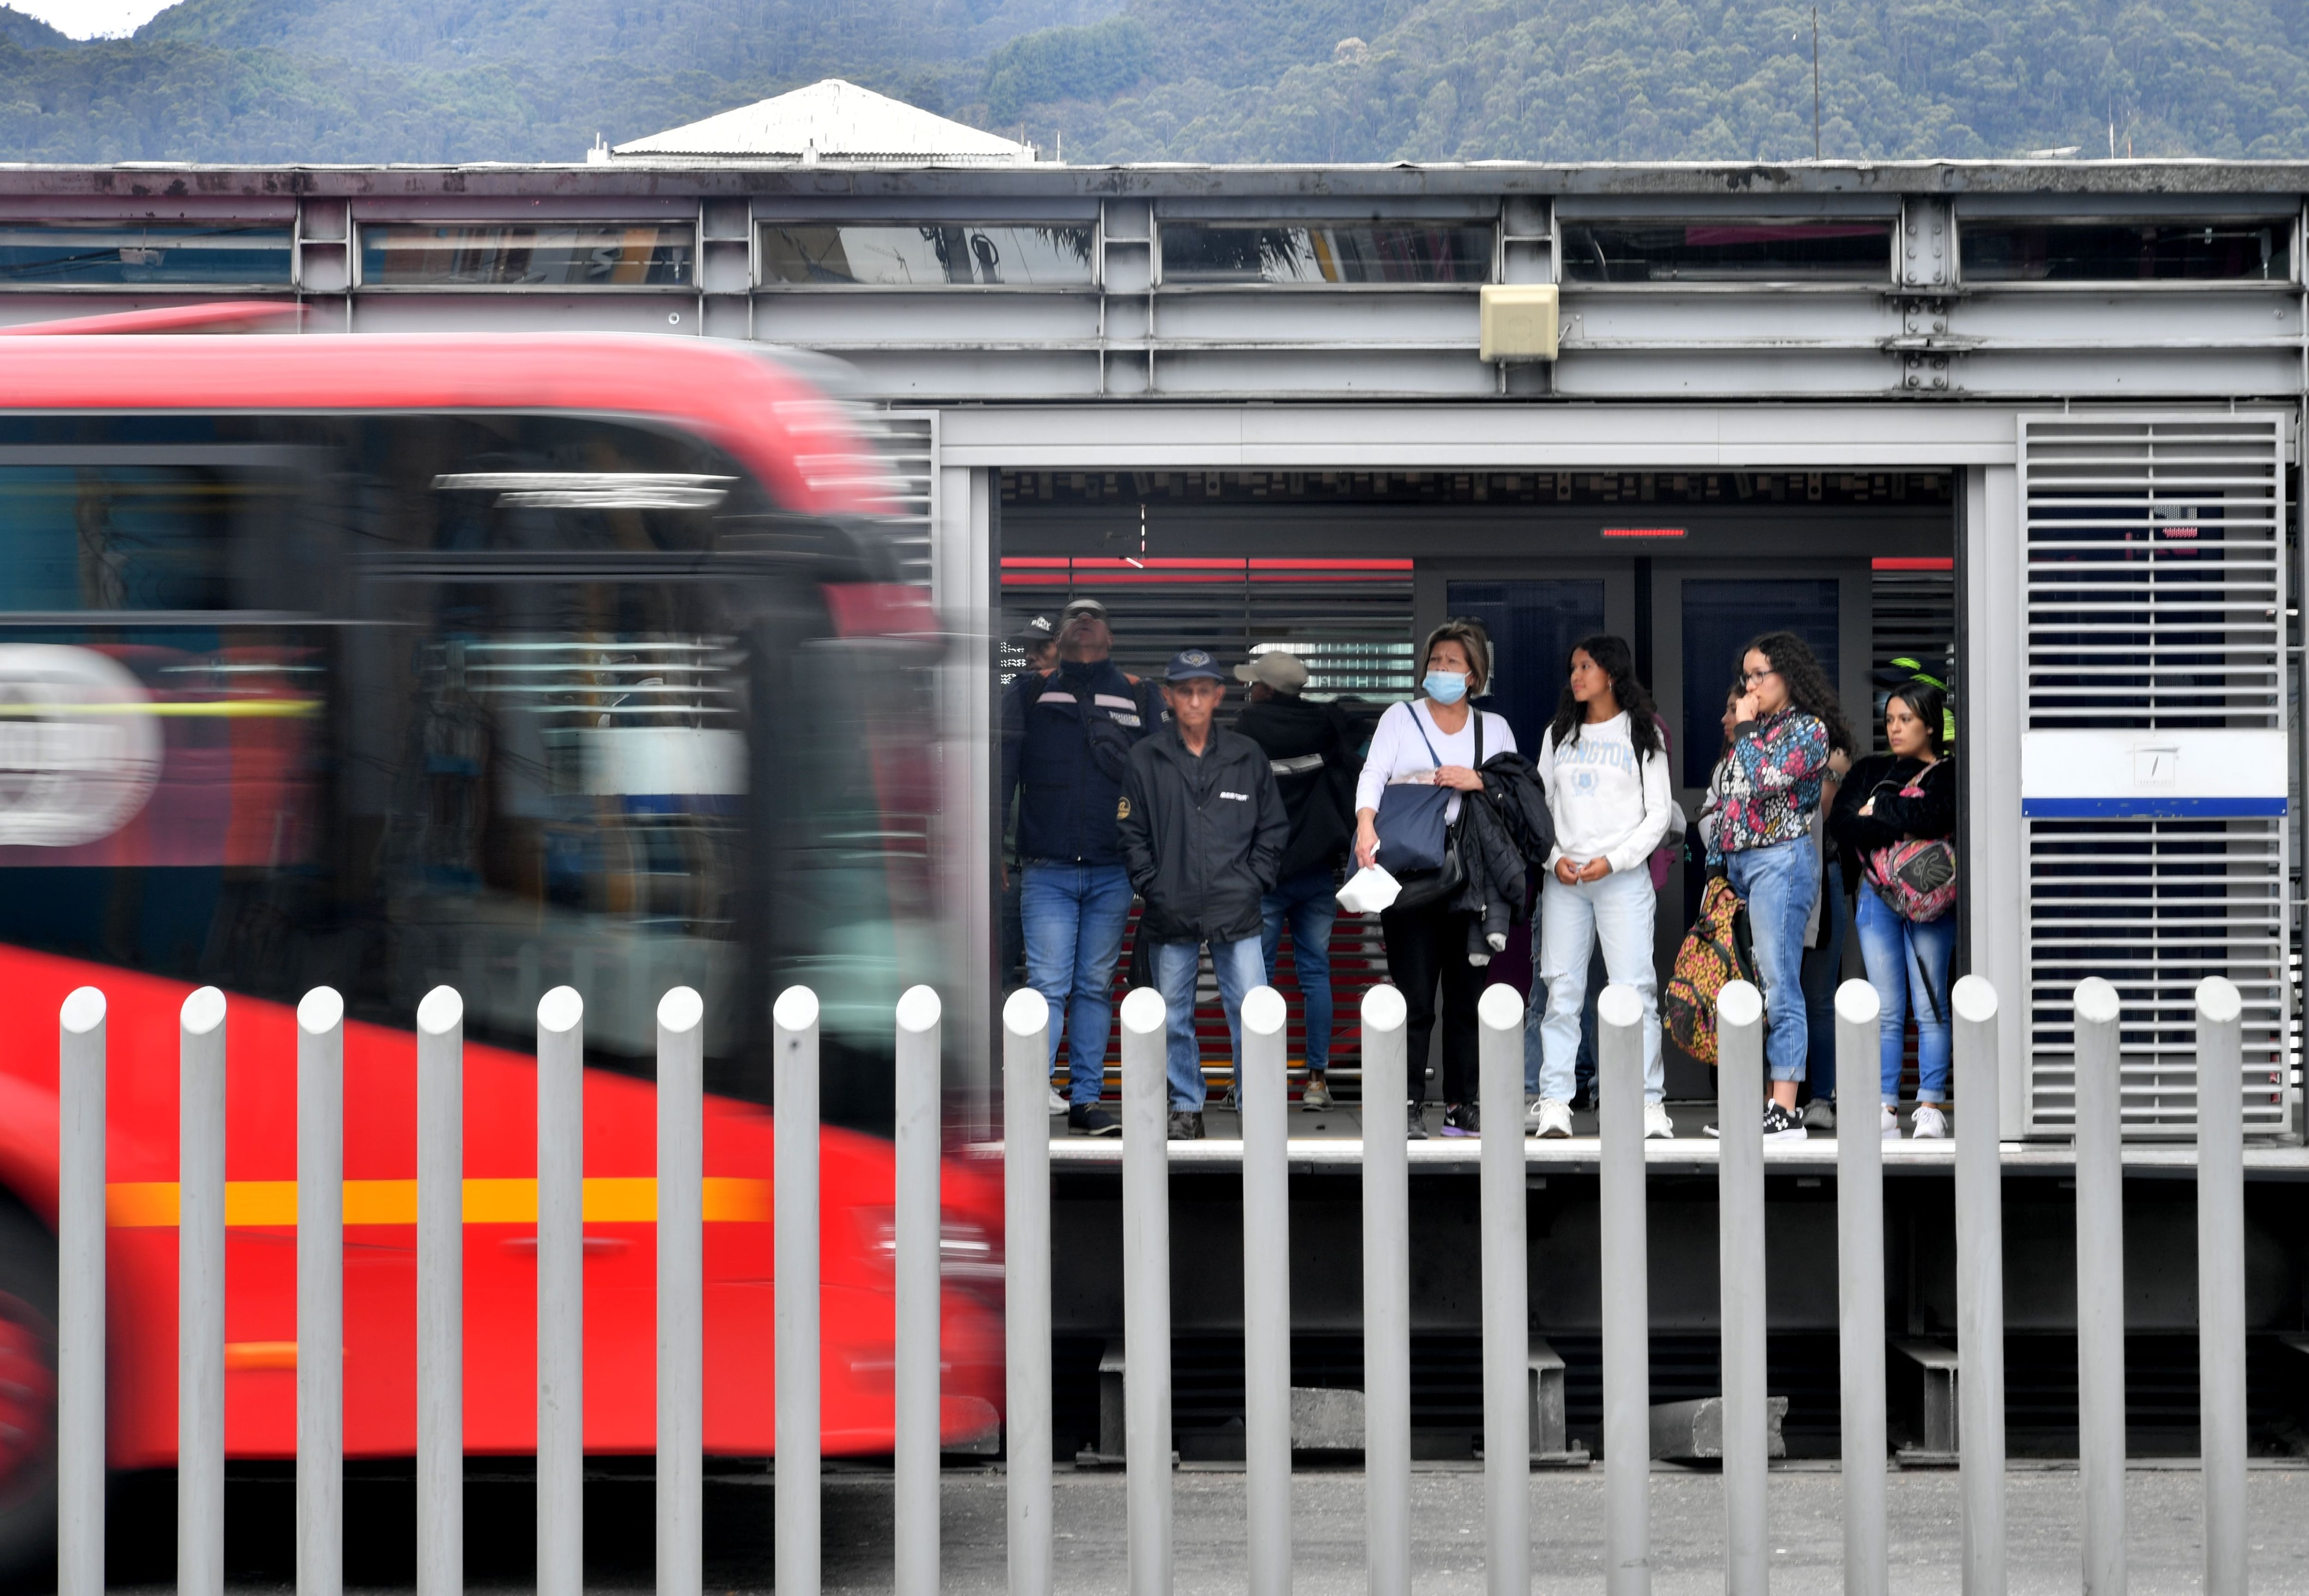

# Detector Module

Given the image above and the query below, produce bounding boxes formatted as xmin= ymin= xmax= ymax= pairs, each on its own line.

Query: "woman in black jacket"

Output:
xmin=1827 ymin=680 xmax=1958 ymax=1142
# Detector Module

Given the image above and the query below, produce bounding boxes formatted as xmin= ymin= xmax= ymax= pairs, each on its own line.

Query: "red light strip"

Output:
xmin=1601 ymin=527 xmax=1686 ymax=539
xmin=998 ymin=556 xmax=1414 ymax=572
xmin=1871 ymin=557 xmax=1955 ymax=571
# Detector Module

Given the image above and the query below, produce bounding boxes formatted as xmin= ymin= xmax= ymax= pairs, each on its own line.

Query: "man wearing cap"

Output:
xmin=1000 ymin=596 xmax=1157 ymax=1137
xmin=999 ymin=612 xmax=1064 ymax=1110
xmin=1118 ymin=649 xmax=1288 ymax=1139
xmin=1233 ymin=650 xmax=1360 ymax=1111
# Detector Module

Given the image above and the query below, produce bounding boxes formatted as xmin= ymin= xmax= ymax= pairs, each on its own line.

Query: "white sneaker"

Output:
xmin=1801 ymin=1098 xmax=1836 ymax=1130
xmin=1523 ymin=1095 xmax=1546 ymax=1135
xmin=1911 ymin=1103 xmax=1949 ymax=1140
xmin=1880 ymin=1105 xmax=1902 ymax=1141
xmin=1046 ymin=1085 xmax=1067 ymax=1115
xmin=1533 ymin=1098 xmax=1575 ymax=1139
xmin=1643 ymin=1101 xmax=1675 ymax=1140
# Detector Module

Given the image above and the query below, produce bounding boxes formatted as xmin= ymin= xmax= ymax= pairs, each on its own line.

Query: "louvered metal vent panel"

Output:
xmin=1869 ymin=562 xmax=1956 ymax=748
xmin=2018 ymin=413 xmax=2291 ymax=1135
xmin=870 ymin=409 xmax=936 ymax=586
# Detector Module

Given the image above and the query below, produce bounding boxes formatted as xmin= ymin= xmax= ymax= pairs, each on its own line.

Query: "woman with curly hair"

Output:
xmin=1710 ymin=630 xmax=1855 ymax=1141
xmin=1528 ymin=635 xmax=1674 ymax=1140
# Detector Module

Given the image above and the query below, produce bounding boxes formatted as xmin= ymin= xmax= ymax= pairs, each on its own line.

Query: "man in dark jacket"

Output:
xmin=1118 ymin=649 xmax=1288 ymax=1140
xmin=999 ymin=597 xmax=1155 ymax=1137
xmin=1232 ymin=650 xmax=1359 ymax=1110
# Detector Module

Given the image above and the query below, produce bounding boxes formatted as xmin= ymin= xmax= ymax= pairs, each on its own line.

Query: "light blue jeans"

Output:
xmin=1153 ymin=936 xmax=1266 ymax=1112
xmin=1021 ymin=861 xmax=1135 ymax=1106
xmin=1724 ymin=838 xmax=1819 ymax=1084
xmin=1854 ymin=880 xmax=1957 ymax=1104
xmin=1534 ymin=865 xmax=1663 ymax=1104
xmin=1261 ymin=867 xmax=1338 ymax=1073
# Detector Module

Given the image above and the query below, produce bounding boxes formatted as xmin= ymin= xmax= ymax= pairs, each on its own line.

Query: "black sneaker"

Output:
xmin=1067 ymin=1103 xmax=1121 ymax=1137
xmin=1405 ymin=1102 xmax=1429 ymax=1140
xmin=1761 ymin=1102 xmax=1807 ymax=1142
xmin=1168 ymin=1111 xmax=1205 ymax=1141
xmin=1440 ymin=1102 xmax=1478 ymax=1137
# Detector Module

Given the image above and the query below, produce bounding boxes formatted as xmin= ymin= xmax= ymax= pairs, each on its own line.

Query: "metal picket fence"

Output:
xmin=51 ymin=968 xmax=2254 ymax=1596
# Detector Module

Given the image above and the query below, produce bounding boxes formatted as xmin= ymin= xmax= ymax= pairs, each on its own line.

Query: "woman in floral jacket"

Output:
xmin=1709 ymin=631 xmax=1856 ymax=1142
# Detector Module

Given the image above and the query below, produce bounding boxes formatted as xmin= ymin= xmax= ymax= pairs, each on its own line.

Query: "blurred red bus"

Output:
xmin=0 ymin=332 xmax=998 ymax=1573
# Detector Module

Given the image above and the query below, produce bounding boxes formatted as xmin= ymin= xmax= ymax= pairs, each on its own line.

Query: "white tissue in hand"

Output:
xmin=1335 ymin=865 xmax=1402 ymax=915
xmin=1487 ymin=932 xmax=1507 ymax=951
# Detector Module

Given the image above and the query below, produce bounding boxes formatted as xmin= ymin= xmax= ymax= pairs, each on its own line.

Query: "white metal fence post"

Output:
xmin=297 ymin=988 xmax=346 ymax=1596
xmin=180 ymin=985 xmax=227 ymax=1596
xmin=893 ymin=986 xmax=943 ymax=1596
xmin=1714 ymin=980 xmax=1768 ymax=1596
xmin=1834 ymin=979 xmax=1886 ymax=1596
xmin=1476 ymin=982 xmax=1528 ymax=1596
xmin=1360 ymin=982 xmax=1411 ymax=1596
xmin=1119 ymin=985 xmax=1172 ymax=1596
xmin=416 ymin=986 xmax=465 ymax=1596
xmin=2072 ymin=976 xmax=2126 ymax=1596
xmin=536 ymin=986 xmax=586 ymax=1596
xmin=1238 ymin=985 xmax=1292 ymax=1596
xmin=1951 ymin=974 xmax=2006 ymax=1596
xmin=1001 ymin=989 xmax=1054 ymax=1596
xmin=1596 ymin=983 xmax=1650 ymax=1596
xmin=2194 ymin=975 xmax=2247 ymax=1596
xmin=657 ymin=987 xmax=706 ymax=1596
xmin=774 ymin=985 xmax=822 ymax=1596
xmin=56 ymin=986 xmax=105 ymax=1596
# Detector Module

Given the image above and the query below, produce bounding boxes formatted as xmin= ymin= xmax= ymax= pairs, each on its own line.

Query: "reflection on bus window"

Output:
xmin=1560 ymin=221 xmax=1892 ymax=283
xmin=1160 ymin=223 xmax=1492 ymax=284
xmin=383 ymin=614 xmax=747 ymax=1061
xmin=360 ymin=224 xmax=694 ymax=287
xmin=1960 ymin=220 xmax=2291 ymax=283
xmin=759 ymin=224 xmax=1095 ymax=286
xmin=0 ymin=224 xmax=293 ymax=287
xmin=0 ymin=466 xmax=261 ymax=610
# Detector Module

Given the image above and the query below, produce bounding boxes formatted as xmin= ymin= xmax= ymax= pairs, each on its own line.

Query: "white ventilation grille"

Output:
xmin=2018 ymin=413 xmax=2291 ymax=1135
xmin=873 ymin=410 xmax=937 ymax=586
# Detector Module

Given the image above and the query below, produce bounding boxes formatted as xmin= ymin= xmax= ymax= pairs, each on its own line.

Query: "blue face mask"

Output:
xmin=1423 ymin=670 xmax=1469 ymax=705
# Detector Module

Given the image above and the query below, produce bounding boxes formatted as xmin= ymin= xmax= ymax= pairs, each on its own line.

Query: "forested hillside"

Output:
xmin=0 ymin=0 xmax=2303 ymax=165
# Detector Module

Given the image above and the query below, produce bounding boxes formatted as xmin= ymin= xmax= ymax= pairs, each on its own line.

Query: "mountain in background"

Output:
xmin=0 ymin=0 xmax=2303 ymax=164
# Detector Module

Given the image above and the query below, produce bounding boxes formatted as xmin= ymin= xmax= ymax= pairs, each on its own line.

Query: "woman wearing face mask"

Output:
xmin=1354 ymin=618 xmax=1517 ymax=1139
xmin=1829 ymin=680 xmax=1958 ymax=1140
xmin=1708 ymin=631 xmax=1855 ymax=1142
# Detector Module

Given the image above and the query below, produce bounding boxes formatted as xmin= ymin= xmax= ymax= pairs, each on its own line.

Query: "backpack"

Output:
xmin=1663 ymin=876 xmax=1759 ymax=1066
xmin=1862 ymin=777 xmax=1958 ymax=923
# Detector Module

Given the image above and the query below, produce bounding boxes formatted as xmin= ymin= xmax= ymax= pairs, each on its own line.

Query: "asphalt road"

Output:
xmin=90 ymin=1458 xmax=2309 ymax=1595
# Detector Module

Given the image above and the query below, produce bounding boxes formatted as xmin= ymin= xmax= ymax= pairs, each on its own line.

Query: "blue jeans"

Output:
xmin=1800 ymin=860 xmax=1849 ymax=1101
xmin=1261 ymin=867 xmax=1338 ymax=1074
xmin=1153 ymin=936 xmax=1266 ymax=1112
xmin=1854 ymin=880 xmax=1957 ymax=1104
xmin=1021 ymin=861 xmax=1135 ymax=1106
xmin=1534 ymin=865 xmax=1663 ymax=1105
xmin=1725 ymin=838 xmax=1819 ymax=1085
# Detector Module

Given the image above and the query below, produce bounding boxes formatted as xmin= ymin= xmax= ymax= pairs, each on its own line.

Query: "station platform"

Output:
xmin=995 ymin=1103 xmax=2309 ymax=1179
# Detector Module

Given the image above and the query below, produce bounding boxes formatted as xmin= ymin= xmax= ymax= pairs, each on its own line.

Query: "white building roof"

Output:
xmin=605 ymin=79 xmax=1035 ymax=166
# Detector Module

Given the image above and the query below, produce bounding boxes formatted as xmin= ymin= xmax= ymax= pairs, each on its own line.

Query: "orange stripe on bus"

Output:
xmin=103 ymin=1177 xmax=774 ymax=1227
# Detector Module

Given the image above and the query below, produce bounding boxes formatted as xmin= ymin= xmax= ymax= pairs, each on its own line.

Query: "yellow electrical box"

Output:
xmin=1479 ymin=283 xmax=1559 ymax=362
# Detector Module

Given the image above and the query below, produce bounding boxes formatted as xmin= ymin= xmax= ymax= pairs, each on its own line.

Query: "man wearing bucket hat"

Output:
xmin=1118 ymin=649 xmax=1287 ymax=1139
xmin=1233 ymin=649 xmax=1359 ymax=1111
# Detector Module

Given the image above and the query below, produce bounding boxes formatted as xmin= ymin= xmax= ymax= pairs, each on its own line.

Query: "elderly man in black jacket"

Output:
xmin=1118 ymin=649 xmax=1289 ymax=1140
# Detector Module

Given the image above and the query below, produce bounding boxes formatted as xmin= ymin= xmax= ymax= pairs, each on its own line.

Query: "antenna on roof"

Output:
xmin=586 ymin=132 xmax=608 ymax=165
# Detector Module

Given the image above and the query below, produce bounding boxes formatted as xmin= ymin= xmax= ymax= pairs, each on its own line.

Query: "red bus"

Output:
xmin=0 ymin=329 xmax=1002 ymax=1574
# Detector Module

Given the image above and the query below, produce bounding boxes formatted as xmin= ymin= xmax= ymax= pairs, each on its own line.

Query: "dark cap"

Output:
xmin=1012 ymin=614 xmax=1056 ymax=647
xmin=1060 ymin=596 xmax=1108 ymax=622
xmin=1164 ymin=648 xmax=1226 ymax=683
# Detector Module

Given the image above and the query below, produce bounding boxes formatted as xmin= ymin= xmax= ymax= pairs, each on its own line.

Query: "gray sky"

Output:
xmin=11 ymin=0 xmax=179 ymax=36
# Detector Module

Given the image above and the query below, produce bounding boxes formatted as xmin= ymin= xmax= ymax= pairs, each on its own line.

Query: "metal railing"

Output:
xmin=51 ymin=970 xmax=2254 ymax=1595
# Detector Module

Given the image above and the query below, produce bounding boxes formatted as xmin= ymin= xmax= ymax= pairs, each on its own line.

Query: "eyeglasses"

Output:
xmin=1742 ymin=668 xmax=1779 ymax=686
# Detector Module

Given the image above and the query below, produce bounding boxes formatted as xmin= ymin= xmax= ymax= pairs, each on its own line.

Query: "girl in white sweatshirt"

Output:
xmin=1528 ymin=634 xmax=1674 ymax=1139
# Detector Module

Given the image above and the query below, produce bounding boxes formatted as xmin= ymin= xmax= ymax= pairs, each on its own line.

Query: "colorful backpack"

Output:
xmin=1663 ymin=876 xmax=1759 ymax=1066
xmin=1862 ymin=777 xmax=1958 ymax=923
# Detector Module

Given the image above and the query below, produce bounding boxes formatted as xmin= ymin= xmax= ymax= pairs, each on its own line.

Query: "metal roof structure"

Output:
xmin=604 ymin=78 xmax=1035 ymax=167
